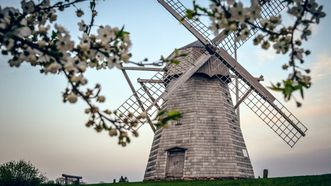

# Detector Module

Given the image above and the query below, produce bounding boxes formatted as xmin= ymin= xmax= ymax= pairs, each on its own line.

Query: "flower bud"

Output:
xmin=66 ymin=93 xmax=78 ymax=103
xmin=76 ymin=9 xmax=84 ymax=17
xmin=97 ymin=95 xmax=106 ymax=103
xmin=109 ymin=128 xmax=118 ymax=136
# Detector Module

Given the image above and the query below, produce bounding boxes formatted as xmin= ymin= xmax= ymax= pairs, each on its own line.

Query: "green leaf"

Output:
xmin=185 ymin=9 xmax=196 ymax=19
xmin=155 ymin=110 xmax=182 ymax=129
xmin=269 ymin=83 xmax=283 ymax=91
xmin=51 ymin=31 xmax=57 ymax=40
xmin=170 ymin=60 xmax=180 ymax=65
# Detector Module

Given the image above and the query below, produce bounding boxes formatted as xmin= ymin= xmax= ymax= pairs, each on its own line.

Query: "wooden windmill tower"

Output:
xmin=115 ymin=0 xmax=308 ymax=180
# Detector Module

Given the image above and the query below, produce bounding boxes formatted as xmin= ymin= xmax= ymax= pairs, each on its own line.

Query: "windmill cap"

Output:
xmin=180 ymin=40 xmax=204 ymax=50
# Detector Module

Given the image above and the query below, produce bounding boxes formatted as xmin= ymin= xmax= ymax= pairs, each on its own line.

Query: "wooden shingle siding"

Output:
xmin=144 ymin=46 xmax=254 ymax=180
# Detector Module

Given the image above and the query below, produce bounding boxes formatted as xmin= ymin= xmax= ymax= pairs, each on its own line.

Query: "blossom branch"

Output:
xmin=0 ymin=0 xmax=143 ymax=146
xmin=186 ymin=0 xmax=325 ymax=106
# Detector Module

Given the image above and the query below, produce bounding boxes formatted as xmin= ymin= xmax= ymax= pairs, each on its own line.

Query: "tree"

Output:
xmin=0 ymin=160 xmax=47 ymax=186
xmin=185 ymin=0 xmax=326 ymax=106
xmin=0 ymin=0 xmax=326 ymax=145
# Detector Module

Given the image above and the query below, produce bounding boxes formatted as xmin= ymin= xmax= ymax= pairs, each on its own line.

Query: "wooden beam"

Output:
xmin=229 ymin=75 xmax=264 ymax=81
xmin=158 ymin=0 xmax=210 ymax=45
xmin=139 ymin=82 xmax=161 ymax=110
xmin=121 ymin=66 xmax=163 ymax=71
xmin=234 ymin=89 xmax=253 ymax=110
xmin=211 ymin=30 xmax=228 ymax=45
xmin=120 ymin=65 xmax=156 ymax=133
xmin=216 ymin=48 xmax=275 ymax=102
xmin=234 ymin=36 xmax=240 ymax=123
xmin=234 ymin=76 xmax=263 ymax=109
xmin=137 ymin=78 xmax=163 ymax=84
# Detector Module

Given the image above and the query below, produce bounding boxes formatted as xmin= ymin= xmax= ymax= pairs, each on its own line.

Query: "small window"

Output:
xmin=242 ymin=149 xmax=249 ymax=157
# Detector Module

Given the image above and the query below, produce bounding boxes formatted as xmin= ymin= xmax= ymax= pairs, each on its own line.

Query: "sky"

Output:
xmin=0 ymin=0 xmax=331 ymax=184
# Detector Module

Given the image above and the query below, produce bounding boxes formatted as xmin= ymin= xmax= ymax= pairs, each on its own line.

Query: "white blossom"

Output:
xmin=79 ymin=33 xmax=91 ymax=51
xmin=97 ymin=95 xmax=105 ymax=103
xmin=56 ymin=36 xmax=74 ymax=53
xmin=66 ymin=92 xmax=78 ymax=103
xmin=109 ymin=128 xmax=118 ymax=136
xmin=45 ymin=62 xmax=61 ymax=73
xmin=8 ymin=54 xmax=24 ymax=67
xmin=78 ymin=20 xmax=87 ymax=32
xmin=37 ymin=55 xmax=50 ymax=64
xmin=21 ymin=0 xmax=35 ymax=14
xmin=140 ymin=112 xmax=147 ymax=119
xmin=0 ymin=7 xmax=20 ymax=17
xmin=37 ymin=40 xmax=46 ymax=48
xmin=97 ymin=26 xmax=115 ymax=44
xmin=49 ymin=9 xmax=57 ymax=22
xmin=38 ymin=25 xmax=50 ymax=34
xmin=238 ymin=28 xmax=250 ymax=41
xmin=123 ymin=34 xmax=131 ymax=47
xmin=120 ymin=52 xmax=130 ymax=62
xmin=76 ymin=9 xmax=84 ymax=17
xmin=4 ymin=39 xmax=15 ymax=50
xmin=26 ymin=47 xmax=37 ymax=64
xmin=72 ymin=75 xmax=87 ymax=85
xmin=63 ymin=57 xmax=76 ymax=72
xmin=227 ymin=0 xmax=235 ymax=6
xmin=76 ymin=61 xmax=87 ymax=72
xmin=230 ymin=2 xmax=246 ymax=22
xmin=40 ymin=0 xmax=50 ymax=7
xmin=293 ymin=48 xmax=304 ymax=60
xmin=55 ymin=24 xmax=67 ymax=34
xmin=15 ymin=27 xmax=32 ymax=37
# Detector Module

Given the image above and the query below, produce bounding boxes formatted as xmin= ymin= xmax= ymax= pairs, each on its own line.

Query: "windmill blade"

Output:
xmin=158 ymin=0 xmax=285 ymax=56
xmin=116 ymin=69 xmax=169 ymax=133
xmin=158 ymin=0 xmax=308 ymax=147
xmin=213 ymin=0 xmax=286 ymax=55
xmin=116 ymin=0 xmax=286 ymax=131
xmin=210 ymin=54 xmax=307 ymax=147
xmin=158 ymin=0 xmax=275 ymax=104
xmin=115 ymin=47 xmax=207 ymax=132
xmin=140 ymin=0 xmax=286 ymax=115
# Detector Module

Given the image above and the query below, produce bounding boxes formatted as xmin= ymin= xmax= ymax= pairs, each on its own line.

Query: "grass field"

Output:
xmin=87 ymin=174 xmax=331 ymax=186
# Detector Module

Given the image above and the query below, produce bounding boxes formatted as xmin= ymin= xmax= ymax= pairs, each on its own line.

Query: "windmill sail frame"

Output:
xmin=157 ymin=0 xmax=307 ymax=147
xmin=115 ymin=0 xmax=307 ymax=148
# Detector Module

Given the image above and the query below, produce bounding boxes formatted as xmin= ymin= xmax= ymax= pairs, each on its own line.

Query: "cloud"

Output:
xmin=310 ymin=53 xmax=331 ymax=81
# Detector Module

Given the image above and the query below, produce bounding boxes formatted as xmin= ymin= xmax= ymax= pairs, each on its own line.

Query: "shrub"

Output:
xmin=0 ymin=160 xmax=46 ymax=186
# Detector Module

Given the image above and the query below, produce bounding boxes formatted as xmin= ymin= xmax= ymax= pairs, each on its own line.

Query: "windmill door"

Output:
xmin=166 ymin=148 xmax=185 ymax=178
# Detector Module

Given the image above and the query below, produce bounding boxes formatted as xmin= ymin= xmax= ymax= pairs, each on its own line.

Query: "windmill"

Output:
xmin=115 ymin=0 xmax=308 ymax=180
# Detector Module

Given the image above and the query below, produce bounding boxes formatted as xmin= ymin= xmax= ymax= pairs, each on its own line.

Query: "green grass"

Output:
xmin=87 ymin=174 xmax=331 ymax=186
